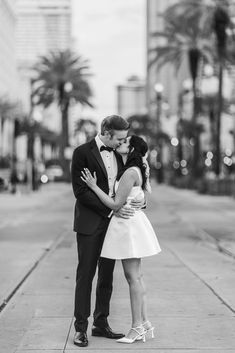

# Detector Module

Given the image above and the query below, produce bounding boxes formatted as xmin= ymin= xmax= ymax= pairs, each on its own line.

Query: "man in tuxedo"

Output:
xmin=71 ymin=115 xmax=134 ymax=347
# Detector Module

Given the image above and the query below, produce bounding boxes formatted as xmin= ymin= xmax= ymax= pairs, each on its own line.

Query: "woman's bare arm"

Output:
xmin=81 ymin=168 xmax=137 ymax=211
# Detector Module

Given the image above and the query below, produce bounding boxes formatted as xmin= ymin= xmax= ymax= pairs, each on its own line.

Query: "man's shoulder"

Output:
xmin=73 ymin=139 xmax=96 ymax=154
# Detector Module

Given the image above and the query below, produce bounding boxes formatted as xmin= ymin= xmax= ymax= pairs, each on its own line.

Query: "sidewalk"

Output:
xmin=0 ymin=183 xmax=235 ymax=352
xmin=0 ymin=183 xmax=74 ymax=312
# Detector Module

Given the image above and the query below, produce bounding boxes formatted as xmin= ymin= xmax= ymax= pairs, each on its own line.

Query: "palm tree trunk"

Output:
xmin=215 ymin=63 xmax=223 ymax=176
xmin=188 ymin=49 xmax=200 ymax=178
xmin=60 ymin=100 xmax=70 ymax=181
xmin=192 ymin=78 xmax=200 ymax=175
xmin=177 ymin=96 xmax=184 ymax=168
xmin=156 ymin=95 xmax=164 ymax=183
xmin=27 ymin=126 xmax=37 ymax=191
xmin=209 ymin=107 xmax=215 ymax=153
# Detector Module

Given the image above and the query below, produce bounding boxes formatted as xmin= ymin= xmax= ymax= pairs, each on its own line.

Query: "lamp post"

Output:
xmin=154 ymin=83 xmax=164 ymax=183
xmin=230 ymin=104 xmax=235 ymax=158
xmin=177 ymin=79 xmax=193 ymax=167
xmin=27 ymin=78 xmax=38 ymax=191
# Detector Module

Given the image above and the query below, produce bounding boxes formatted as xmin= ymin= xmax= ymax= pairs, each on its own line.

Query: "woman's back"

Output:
xmin=115 ymin=166 xmax=144 ymax=201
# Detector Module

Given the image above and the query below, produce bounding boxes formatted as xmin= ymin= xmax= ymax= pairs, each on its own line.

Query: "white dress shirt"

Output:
xmin=95 ymin=135 xmax=118 ymax=197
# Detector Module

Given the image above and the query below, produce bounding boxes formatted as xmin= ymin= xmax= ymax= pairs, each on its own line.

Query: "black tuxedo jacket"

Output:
xmin=71 ymin=138 xmax=124 ymax=235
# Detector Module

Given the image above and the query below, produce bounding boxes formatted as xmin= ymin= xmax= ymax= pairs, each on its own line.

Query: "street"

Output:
xmin=0 ymin=182 xmax=235 ymax=352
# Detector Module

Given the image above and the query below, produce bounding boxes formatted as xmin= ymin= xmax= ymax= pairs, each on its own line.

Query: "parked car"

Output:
xmin=44 ymin=165 xmax=63 ymax=182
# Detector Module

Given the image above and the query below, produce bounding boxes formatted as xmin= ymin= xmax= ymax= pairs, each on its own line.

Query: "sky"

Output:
xmin=71 ymin=0 xmax=146 ymax=122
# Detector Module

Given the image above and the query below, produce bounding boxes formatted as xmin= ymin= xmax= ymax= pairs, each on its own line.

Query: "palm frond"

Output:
xmin=32 ymin=49 xmax=93 ymax=109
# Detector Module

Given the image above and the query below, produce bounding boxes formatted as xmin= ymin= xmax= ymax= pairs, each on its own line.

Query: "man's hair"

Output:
xmin=101 ymin=115 xmax=130 ymax=136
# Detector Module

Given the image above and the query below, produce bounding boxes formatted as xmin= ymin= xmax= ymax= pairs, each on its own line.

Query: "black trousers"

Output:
xmin=74 ymin=218 xmax=115 ymax=332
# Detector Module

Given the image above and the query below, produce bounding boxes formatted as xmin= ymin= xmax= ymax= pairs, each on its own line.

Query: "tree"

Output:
xmin=32 ymin=50 xmax=93 ymax=179
xmin=149 ymin=7 xmax=213 ymax=177
xmin=163 ymin=0 xmax=235 ymax=175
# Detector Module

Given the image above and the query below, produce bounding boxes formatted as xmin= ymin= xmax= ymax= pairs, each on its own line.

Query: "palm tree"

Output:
xmin=32 ymin=50 xmax=93 ymax=179
xmin=162 ymin=0 xmax=235 ymax=175
xmin=149 ymin=8 xmax=213 ymax=177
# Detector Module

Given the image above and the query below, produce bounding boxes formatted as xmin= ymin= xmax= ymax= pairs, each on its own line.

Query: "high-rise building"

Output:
xmin=0 ymin=0 xmax=17 ymax=159
xmin=16 ymin=0 xmax=72 ymax=127
xmin=117 ymin=76 xmax=146 ymax=118
xmin=0 ymin=0 xmax=17 ymax=98
xmin=16 ymin=0 xmax=72 ymax=67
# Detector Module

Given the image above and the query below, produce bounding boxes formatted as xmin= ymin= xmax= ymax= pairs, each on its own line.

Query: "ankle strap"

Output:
xmin=131 ymin=326 xmax=144 ymax=335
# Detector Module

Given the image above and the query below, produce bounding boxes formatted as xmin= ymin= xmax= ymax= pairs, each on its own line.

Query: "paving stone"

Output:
xmin=17 ymin=317 xmax=72 ymax=351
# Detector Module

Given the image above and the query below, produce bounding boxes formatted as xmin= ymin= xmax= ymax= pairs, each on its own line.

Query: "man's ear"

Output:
xmin=104 ymin=130 xmax=111 ymax=139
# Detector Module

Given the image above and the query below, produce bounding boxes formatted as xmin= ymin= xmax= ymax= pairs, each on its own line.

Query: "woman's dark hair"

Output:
xmin=117 ymin=135 xmax=148 ymax=190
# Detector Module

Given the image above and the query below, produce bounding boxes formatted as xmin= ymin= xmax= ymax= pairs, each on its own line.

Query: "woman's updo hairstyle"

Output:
xmin=117 ymin=135 xmax=148 ymax=190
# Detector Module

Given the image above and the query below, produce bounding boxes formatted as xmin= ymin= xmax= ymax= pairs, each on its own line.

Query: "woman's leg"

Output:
xmin=139 ymin=273 xmax=148 ymax=323
xmin=122 ymin=258 xmax=143 ymax=337
xmin=139 ymin=271 xmax=154 ymax=336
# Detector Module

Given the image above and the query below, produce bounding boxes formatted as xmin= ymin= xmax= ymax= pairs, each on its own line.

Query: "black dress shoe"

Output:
xmin=73 ymin=331 xmax=88 ymax=347
xmin=92 ymin=325 xmax=124 ymax=339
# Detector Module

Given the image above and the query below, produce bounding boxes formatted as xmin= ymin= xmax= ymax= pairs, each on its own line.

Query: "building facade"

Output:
xmin=0 ymin=0 xmax=17 ymax=160
xmin=117 ymin=76 xmax=146 ymax=118
xmin=146 ymin=0 xmax=189 ymax=120
xmin=16 ymin=0 xmax=72 ymax=113
xmin=16 ymin=0 xmax=71 ymax=67
xmin=0 ymin=0 xmax=17 ymax=98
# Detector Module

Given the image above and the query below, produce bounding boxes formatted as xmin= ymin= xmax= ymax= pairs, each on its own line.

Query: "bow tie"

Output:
xmin=100 ymin=145 xmax=114 ymax=152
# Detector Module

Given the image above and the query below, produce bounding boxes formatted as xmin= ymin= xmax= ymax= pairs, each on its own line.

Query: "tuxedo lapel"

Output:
xmin=90 ymin=139 xmax=108 ymax=178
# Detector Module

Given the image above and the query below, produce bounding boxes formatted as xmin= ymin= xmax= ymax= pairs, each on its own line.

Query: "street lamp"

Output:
xmin=230 ymin=104 xmax=235 ymax=159
xmin=27 ymin=78 xmax=39 ymax=191
xmin=154 ymin=83 xmax=164 ymax=183
xmin=201 ymin=65 xmax=218 ymax=165
xmin=64 ymin=81 xmax=73 ymax=93
xmin=179 ymin=79 xmax=193 ymax=160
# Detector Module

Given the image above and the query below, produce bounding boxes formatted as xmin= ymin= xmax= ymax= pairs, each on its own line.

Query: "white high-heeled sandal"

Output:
xmin=143 ymin=320 xmax=155 ymax=338
xmin=116 ymin=325 xmax=146 ymax=344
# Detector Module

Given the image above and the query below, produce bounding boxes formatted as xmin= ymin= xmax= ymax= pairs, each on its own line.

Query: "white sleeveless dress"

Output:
xmin=101 ymin=167 xmax=161 ymax=260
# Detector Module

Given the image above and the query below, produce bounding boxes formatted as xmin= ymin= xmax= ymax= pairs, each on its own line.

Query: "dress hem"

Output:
xmin=100 ymin=249 xmax=161 ymax=260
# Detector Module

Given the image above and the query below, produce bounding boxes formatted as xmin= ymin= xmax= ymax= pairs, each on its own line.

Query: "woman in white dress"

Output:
xmin=81 ymin=135 xmax=161 ymax=344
